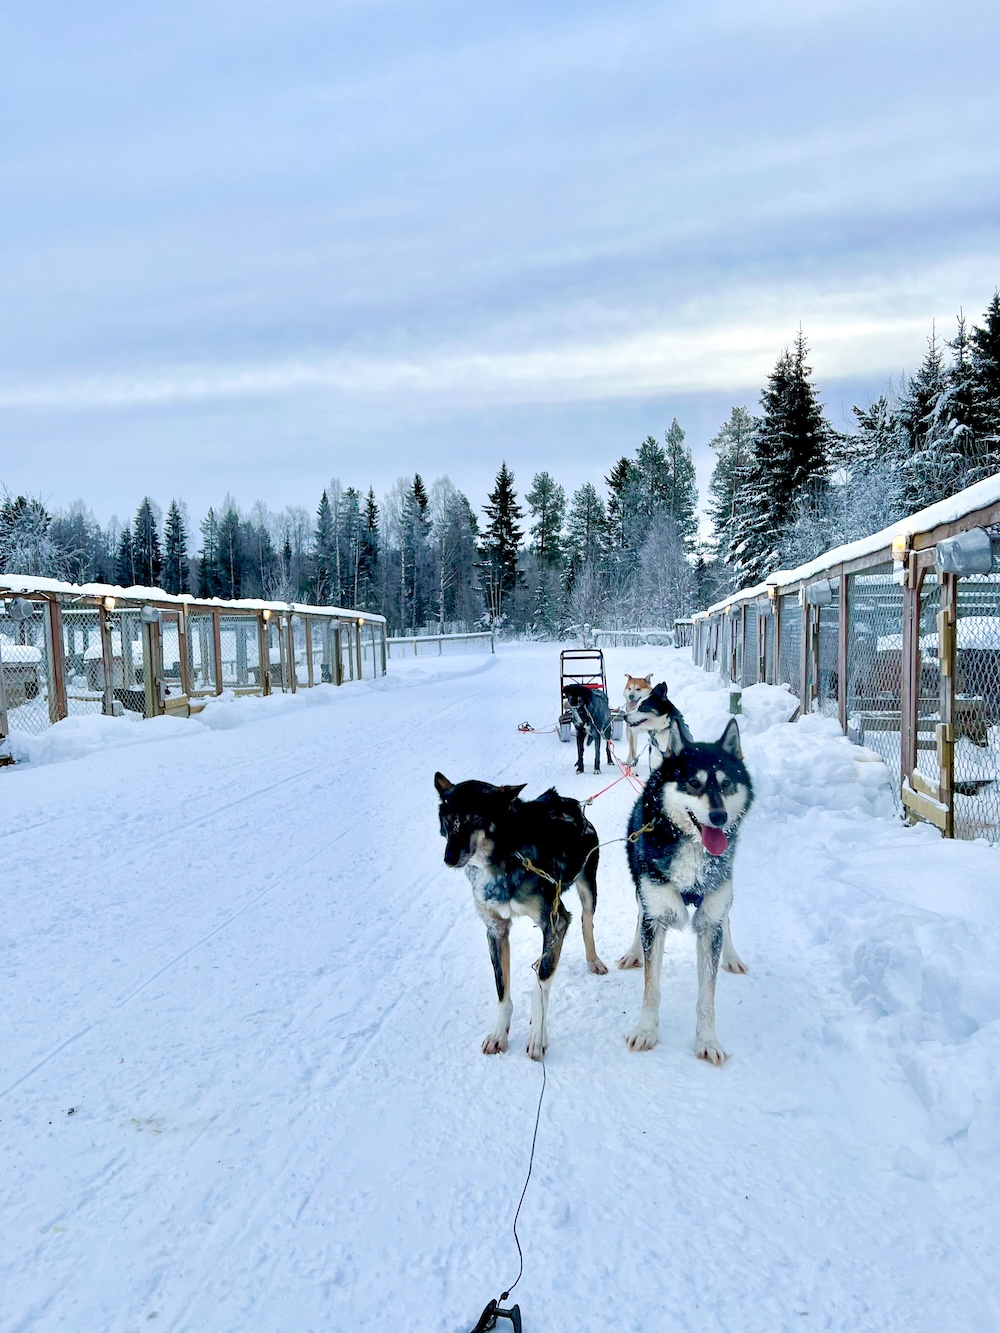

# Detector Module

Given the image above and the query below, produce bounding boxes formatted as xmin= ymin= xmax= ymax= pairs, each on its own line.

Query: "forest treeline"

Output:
xmin=2 ymin=291 xmax=998 ymax=637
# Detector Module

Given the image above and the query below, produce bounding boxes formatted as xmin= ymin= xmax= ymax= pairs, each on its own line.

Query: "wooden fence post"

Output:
xmin=46 ymin=598 xmax=68 ymax=724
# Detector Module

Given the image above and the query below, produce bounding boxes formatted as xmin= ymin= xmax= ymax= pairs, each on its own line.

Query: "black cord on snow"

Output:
xmin=469 ymin=1060 xmax=546 ymax=1332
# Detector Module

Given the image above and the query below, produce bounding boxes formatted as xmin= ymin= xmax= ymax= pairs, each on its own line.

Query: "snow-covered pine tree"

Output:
xmin=357 ymin=488 xmax=380 ymax=611
xmin=566 ymin=482 xmax=606 ymax=571
xmin=0 ymin=493 xmax=61 ymax=577
xmin=662 ymin=419 xmax=699 ymax=551
xmin=739 ymin=330 xmax=835 ymax=583
xmin=479 ymin=462 xmax=523 ymax=623
xmin=162 ymin=500 xmax=189 ymax=594
xmin=970 ymin=292 xmax=1000 ymax=471
xmin=706 ymin=406 xmax=759 ymax=568
xmin=898 ymin=326 xmax=963 ymax=511
xmin=132 ymin=498 xmax=163 ymax=588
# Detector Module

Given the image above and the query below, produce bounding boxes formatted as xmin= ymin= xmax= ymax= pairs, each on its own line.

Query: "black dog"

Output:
xmin=619 ymin=716 xmax=754 ymax=1065
xmin=563 ymin=683 xmax=614 ymax=774
xmin=625 ymin=680 xmax=693 ymax=772
xmin=434 ymin=773 xmax=607 ymax=1059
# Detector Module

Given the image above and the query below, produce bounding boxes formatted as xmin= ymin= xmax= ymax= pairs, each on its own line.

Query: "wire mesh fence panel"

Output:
xmin=953 ymin=569 xmax=1000 ymax=843
xmin=106 ymin=609 xmax=148 ymax=717
xmin=218 ymin=615 xmax=262 ymax=690
xmin=911 ymin=572 xmax=942 ymax=793
xmin=340 ymin=623 xmax=356 ymax=681
xmin=764 ymin=608 xmax=776 ymax=683
xmin=159 ymin=616 xmax=184 ymax=702
xmin=777 ymin=595 xmax=801 ymax=694
xmin=817 ymin=581 xmax=840 ymax=718
xmin=719 ymin=614 xmax=731 ymax=684
xmin=291 ymin=618 xmax=309 ymax=686
xmin=742 ymin=611 xmax=758 ymax=687
xmin=0 ymin=599 xmax=52 ymax=734
xmin=266 ymin=620 xmax=285 ymax=690
xmin=361 ymin=625 xmax=378 ymax=678
xmin=187 ymin=614 xmax=217 ymax=694
xmin=61 ymin=607 xmax=106 ymax=716
xmin=310 ymin=619 xmax=334 ymax=684
xmin=846 ymin=565 xmax=904 ymax=807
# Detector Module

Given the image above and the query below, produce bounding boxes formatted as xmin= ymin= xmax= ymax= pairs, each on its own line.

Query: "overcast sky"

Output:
xmin=2 ymin=0 xmax=998 ymax=527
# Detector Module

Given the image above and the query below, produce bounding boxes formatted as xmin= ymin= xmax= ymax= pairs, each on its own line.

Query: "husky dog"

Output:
xmin=619 ymin=717 xmax=753 ymax=1065
xmin=434 ymin=773 xmax=607 ymax=1060
xmin=623 ymin=674 xmax=653 ymax=767
xmin=563 ymin=683 xmax=614 ymax=774
xmin=625 ymin=680 xmax=692 ymax=773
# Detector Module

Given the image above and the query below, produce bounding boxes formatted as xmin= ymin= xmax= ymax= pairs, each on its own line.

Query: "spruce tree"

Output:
xmin=706 ymin=407 xmax=759 ymax=565
xmin=525 ymin=471 xmax=566 ymax=568
xmin=480 ymin=462 xmax=523 ymax=622
xmin=738 ymin=330 xmax=834 ymax=583
xmin=163 ymin=500 xmax=189 ymax=594
xmin=662 ymin=419 xmax=699 ymax=551
xmin=115 ymin=525 xmax=136 ymax=586
xmin=313 ymin=490 xmax=335 ymax=603
xmin=357 ymin=488 xmax=380 ymax=610
xmin=197 ymin=508 xmax=221 ymax=598
xmin=566 ymin=482 xmax=606 ymax=570
xmin=216 ymin=505 xmax=243 ymax=600
xmin=970 ymin=291 xmax=1000 ymax=478
xmin=132 ymin=498 xmax=163 ymax=588
xmin=604 ymin=457 xmax=633 ymax=549
xmin=898 ymin=327 xmax=958 ymax=510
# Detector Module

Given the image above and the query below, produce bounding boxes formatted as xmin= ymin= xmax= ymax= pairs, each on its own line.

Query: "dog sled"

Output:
xmin=558 ymin=648 xmax=624 ymax=743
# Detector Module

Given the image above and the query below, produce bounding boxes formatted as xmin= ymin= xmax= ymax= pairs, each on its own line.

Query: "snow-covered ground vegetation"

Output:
xmin=2 ymin=645 xmax=997 ymax=1331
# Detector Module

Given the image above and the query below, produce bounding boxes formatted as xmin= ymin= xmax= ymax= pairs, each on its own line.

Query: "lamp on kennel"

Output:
xmin=6 ymin=597 xmax=36 ymax=622
xmin=935 ymin=527 xmax=997 ymax=576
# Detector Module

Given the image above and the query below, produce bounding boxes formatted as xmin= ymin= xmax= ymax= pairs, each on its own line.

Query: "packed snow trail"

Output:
xmin=2 ymin=646 xmax=998 ymax=1332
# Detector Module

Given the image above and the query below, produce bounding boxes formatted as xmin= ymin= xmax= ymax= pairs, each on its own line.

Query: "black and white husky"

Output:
xmin=434 ymin=773 xmax=607 ymax=1060
xmin=618 ymin=717 xmax=753 ymax=1065
xmin=563 ymin=683 xmax=613 ymax=774
xmin=625 ymin=680 xmax=692 ymax=772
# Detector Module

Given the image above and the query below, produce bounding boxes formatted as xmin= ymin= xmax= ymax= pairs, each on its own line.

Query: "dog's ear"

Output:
xmin=667 ymin=718 xmax=688 ymax=756
xmin=719 ymin=718 xmax=743 ymax=759
xmin=498 ymin=783 xmax=526 ymax=804
xmin=643 ymin=674 xmax=652 ymax=687
xmin=653 ymin=681 xmax=670 ymax=701
xmin=434 ymin=772 xmax=454 ymax=796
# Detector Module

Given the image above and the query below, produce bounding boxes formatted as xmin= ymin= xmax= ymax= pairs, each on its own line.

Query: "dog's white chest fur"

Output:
xmin=667 ymin=834 xmax=704 ymax=891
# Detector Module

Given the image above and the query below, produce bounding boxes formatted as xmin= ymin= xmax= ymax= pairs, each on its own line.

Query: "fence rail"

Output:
xmin=386 ymin=631 xmax=495 ymax=657
xmin=593 ymin=627 xmax=675 ymax=648
xmin=0 ymin=576 xmax=387 ymax=756
xmin=689 ymin=474 xmax=1000 ymax=843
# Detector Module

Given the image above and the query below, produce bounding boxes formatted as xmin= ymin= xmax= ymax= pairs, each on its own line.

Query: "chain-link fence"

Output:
xmin=0 ymin=581 xmax=387 ymax=757
xmin=953 ymin=566 xmax=1000 ymax=839
xmin=0 ymin=597 xmax=52 ymax=734
xmin=687 ymin=477 xmax=1000 ymax=842
xmin=777 ymin=593 xmax=801 ymax=690
xmin=845 ymin=565 xmax=904 ymax=807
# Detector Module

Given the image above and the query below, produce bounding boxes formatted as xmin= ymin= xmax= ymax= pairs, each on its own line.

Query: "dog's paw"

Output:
xmin=617 ymin=952 xmax=642 ymax=970
xmin=526 ymin=1030 xmax=548 ymax=1061
xmin=695 ymin=1038 xmax=727 ymax=1066
xmin=626 ymin=1025 xmax=658 ymax=1051
xmin=482 ymin=1031 xmax=509 ymax=1055
xmin=722 ymin=956 xmax=749 ymax=975
xmin=575 ymin=765 xmax=584 ymax=774
xmin=588 ymin=956 xmax=609 ymax=975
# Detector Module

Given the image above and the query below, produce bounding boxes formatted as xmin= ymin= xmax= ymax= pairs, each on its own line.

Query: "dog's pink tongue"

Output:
xmin=700 ymin=825 xmax=728 ymax=856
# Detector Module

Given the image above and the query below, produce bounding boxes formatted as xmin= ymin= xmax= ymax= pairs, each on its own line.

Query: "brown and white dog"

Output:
xmin=623 ymin=674 xmax=653 ymax=767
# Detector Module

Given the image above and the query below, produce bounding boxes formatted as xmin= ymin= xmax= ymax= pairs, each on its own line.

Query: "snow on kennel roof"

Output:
xmin=703 ymin=472 xmax=1000 ymax=617
xmin=0 ymin=575 xmax=386 ymax=623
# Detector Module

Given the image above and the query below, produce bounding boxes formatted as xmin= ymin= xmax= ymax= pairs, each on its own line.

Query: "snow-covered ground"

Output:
xmin=2 ymin=644 xmax=998 ymax=1332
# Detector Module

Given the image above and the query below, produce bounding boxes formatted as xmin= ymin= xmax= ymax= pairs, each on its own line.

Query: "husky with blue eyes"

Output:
xmin=619 ymin=716 xmax=754 ymax=1065
xmin=434 ymin=774 xmax=607 ymax=1060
